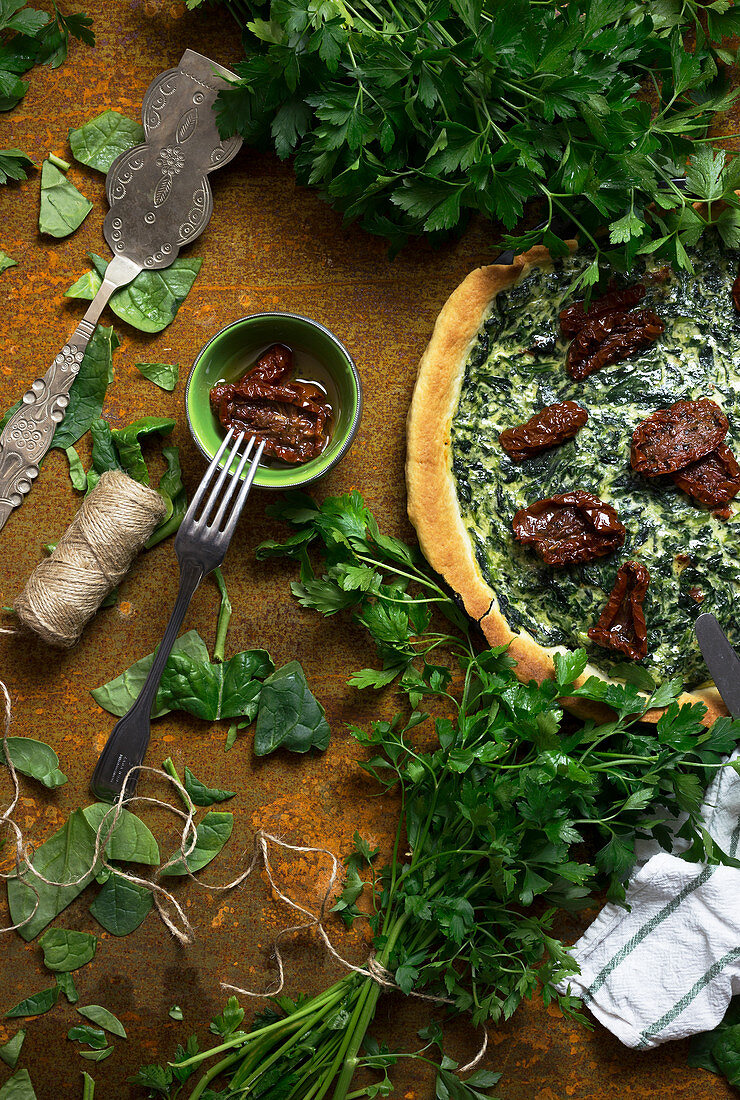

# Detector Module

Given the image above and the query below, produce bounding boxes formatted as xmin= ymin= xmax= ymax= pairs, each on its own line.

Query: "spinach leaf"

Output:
xmin=161 ymin=812 xmax=233 ymax=877
xmin=689 ymin=997 xmax=740 ymax=1080
xmin=39 ymin=928 xmax=97 ymax=972
xmin=89 ymin=872 xmax=152 ymax=937
xmin=254 ymin=661 xmax=330 ymax=756
xmin=213 ymin=567 xmax=231 ymax=662
xmin=110 ymin=417 xmax=175 ymax=485
xmin=68 ymin=1025 xmax=107 ymax=1049
xmin=146 ymin=445 xmax=187 ymax=549
xmin=183 ymin=765 xmax=235 ymax=807
xmin=66 ymin=254 xmax=202 ymax=333
xmin=79 ymin=1048 xmax=111 ymax=1062
xmin=136 ymin=361 xmax=179 ymax=392
xmin=0 ymin=250 xmax=16 ymax=272
xmin=7 ymin=809 xmax=99 ymax=940
xmin=38 ymin=159 xmax=92 ymax=238
xmin=0 ymin=150 xmax=33 ymax=184
xmin=0 ymin=1030 xmax=25 ymax=1069
xmin=162 ymin=758 xmax=235 ymax=807
xmin=91 ymin=630 xmax=210 ymax=718
xmin=157 ymin=648 xmax=273 ymax=722
xmin=69 ymin=110 xmax=144 ymax=173
xmin=88 ymin=418 xmax=120 ymax=482
xmin=0 ymin=1068 xmax=37 ymax=1099
xmin=50 ymin=325 xmax=118 ymax=451
xmin=81 ymin=803 xmax=160 ymax=865
xmin=56 ymin=972 xmax=78 ymax=1003
xmin=65 ymin=445 xmax=87 ymax=490
xmin=5 ymin=986 xmax=58 ymax=1018
xmin=1 ymin=736 xmax=67 ymax=788
xmin=77 ymin=1004 xmax=127 ymax=1038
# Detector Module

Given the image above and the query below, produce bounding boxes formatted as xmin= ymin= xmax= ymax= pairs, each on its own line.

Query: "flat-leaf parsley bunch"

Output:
xmin=134 ymin=491 xmax=740 ymax=1099
xmin=190 ymin=0 xmax=740 ymax=285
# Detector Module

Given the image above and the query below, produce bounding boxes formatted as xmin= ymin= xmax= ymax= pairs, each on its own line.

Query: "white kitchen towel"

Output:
xmin=557 ymin=750 xmax=740 ymax=1048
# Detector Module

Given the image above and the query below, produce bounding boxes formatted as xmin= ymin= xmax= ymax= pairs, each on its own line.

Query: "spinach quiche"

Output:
xmin=406 ymin=241 xmax=740 ymax=720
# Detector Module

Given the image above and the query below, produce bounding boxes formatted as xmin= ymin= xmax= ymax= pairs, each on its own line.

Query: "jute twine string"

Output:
xmin=13 ymin=470 xmax=166 ymax=648
xmin=0 ymin=660 xmax=487 ymax=1073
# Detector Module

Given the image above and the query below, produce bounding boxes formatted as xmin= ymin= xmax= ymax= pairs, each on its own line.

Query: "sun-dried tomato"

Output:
xmin=248 ymin=343 xmax=293 ymax=384
xmin=559 ymin=283 xmax=646 ymax=337
xmin=688 ymin=587 xmax=705 ymax=604
xmin=587 ymin=560 xmax=650 ymax=661
xmin=210 ymin=344 xmax=332 ymax=463
xmin=671 ymin=441 xmax=740 ymax=508
xmin=499 ymin=401 xmax=588 ymax=462
xmin=631 ymin=398 xmax=728 ymax=476
xmin=512 ymin=490 xmax=626 ymax=566
xmin=566 ymin=309 xmax=665 ymax=381
xmin=733 ymin=266 xmax=740 ymax=313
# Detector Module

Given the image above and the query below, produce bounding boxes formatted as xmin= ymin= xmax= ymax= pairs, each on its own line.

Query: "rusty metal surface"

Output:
xmin=0 ymin=3 xmax=732 ymax=1097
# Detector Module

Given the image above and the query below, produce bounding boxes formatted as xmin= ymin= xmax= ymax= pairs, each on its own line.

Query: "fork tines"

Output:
xmin=187 ymin=429 xmax=266 ymax=536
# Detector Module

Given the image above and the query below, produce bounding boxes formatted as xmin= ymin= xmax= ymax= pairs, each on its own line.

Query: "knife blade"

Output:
xmin=695 ymin=613 xmax=740 ymax=718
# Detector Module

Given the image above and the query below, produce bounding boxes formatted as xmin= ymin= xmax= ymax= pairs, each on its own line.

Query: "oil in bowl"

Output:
xmin=186 ymin=313 xmax=362 ymax=490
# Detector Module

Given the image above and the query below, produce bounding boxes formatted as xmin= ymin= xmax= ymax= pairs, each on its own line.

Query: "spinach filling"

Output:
xmin=451 ymin=241 xmax=740 ymax=685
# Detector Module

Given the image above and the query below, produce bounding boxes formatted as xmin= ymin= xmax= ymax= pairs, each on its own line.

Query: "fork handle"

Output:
xmin=89 ymin=558 xmax=204 ymax=803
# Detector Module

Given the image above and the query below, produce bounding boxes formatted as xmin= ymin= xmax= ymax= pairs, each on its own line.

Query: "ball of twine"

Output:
xmin=14 ymin=469 xmax=167 ymax=648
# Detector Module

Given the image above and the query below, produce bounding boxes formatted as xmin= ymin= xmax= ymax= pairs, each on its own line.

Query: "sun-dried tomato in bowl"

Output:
xmin=588 ymin=560 xmax=650 ymax=660
xmin=631 ymin=398 xmax=728 ymax=476
xmin=210 ymin=344 xmax=333 ymax=464
xmin=512 ymin=490 xmax=626 ymax=566
xmin=499 ymin=401 xmax=588 ymax=462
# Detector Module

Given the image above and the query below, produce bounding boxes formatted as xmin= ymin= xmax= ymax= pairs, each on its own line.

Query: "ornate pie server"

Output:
xmin=0 ymin=49 xmax=242 ymax=532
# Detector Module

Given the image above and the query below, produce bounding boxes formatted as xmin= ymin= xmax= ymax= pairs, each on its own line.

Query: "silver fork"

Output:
xmin=90 ymin=429 xmax=265 ymax=803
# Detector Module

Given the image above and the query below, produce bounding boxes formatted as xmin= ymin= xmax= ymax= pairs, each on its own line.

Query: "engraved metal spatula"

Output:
xmin=0 ymin=49 xmax=242 ymax=532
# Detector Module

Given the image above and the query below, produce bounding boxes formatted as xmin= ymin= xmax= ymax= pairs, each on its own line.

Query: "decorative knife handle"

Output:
xmin=0 ymin=319 xmax=97 ymax=525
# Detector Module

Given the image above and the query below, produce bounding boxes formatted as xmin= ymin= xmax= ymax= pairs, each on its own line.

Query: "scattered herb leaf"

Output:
xmin=79 ymin=1048 xmax=111 ymax=1063
xmin=135 ymin=361 xmax=179 ymax=392
xmin=254 ymin=660 xmax=330 ymax=756
xmin=49 ymin=325 xmax=118 ymax=451
xmin=39 ymin=928 xmax=97 ymax=972
xmin=81 ymin=803 xmax=160 ymax=865
xmin=7 ymin=809 xmax=99 ymax=940
xmin=69 ymin=110 xmax=143 ymax=173
xmin=56 ymin=972 xmax=78 ymax=1004
xmin=89 ymin=872 xmax=152 ymax=937
xmin=161 ymin=811 xmax=233 ymax=877
xmin=0 ymin=1030 xmax=25 ymax=1069
xmin=66 ymin=254 xmax=202 ymax=333
xmin=168 ymin=1005 xmax=183 ymax=1021
xmin=68 ymin=1025 xmax=107 ymax=1050
xmin=6 ymin=986 xmax=58 ymax=1018
xmin=77 ymin=1004 xmax=127 ymax=1039
xmin=90 ymin=630 xmax=210 ymax=718
xmin=38 ymin=159 xmax=92 ymax=238
xmin=212 ymin=566 xmax=231 ymax=662
xmin=65 ymin=445 xmax=87 ymax=491
xmin=1 ymin=735 xmax=67 ymax=788
xmin=0 ymin=1068 xmax=37 ymax=1099
xmin=0 ymin=250 xmax=16 ymax=272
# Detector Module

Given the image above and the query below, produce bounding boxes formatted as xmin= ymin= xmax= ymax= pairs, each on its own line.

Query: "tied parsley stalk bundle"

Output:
xmin=192 ymin=0 xmax=740 ymax=287
xmin=135 ymin=492 xmax=740 ymax=1100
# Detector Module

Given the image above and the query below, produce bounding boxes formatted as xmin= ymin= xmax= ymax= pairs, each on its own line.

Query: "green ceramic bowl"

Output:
xmin=185 ymin=313 xmax=362 ymax=489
